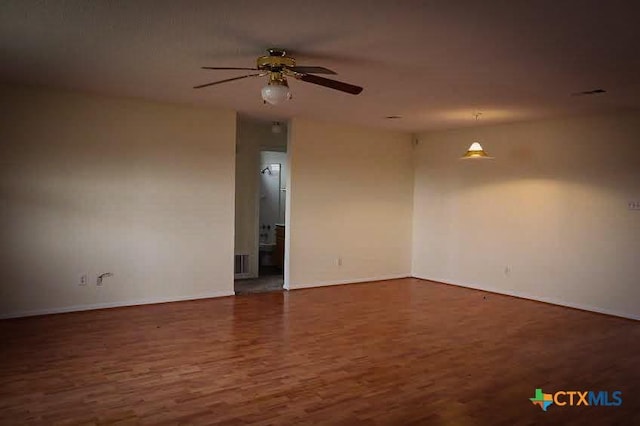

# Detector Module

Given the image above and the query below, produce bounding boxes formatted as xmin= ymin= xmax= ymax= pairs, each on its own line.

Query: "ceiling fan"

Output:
xmin=194 ymin=48 xmax=363 ymax=105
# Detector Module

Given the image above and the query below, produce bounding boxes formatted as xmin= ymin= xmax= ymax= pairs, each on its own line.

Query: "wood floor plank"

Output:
xmin=1 ymin=278 xmax=638 ymax=425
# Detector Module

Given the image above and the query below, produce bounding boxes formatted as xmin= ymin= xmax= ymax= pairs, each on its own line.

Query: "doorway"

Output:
xmin=234 ymin=118 xmax=288 ymax=295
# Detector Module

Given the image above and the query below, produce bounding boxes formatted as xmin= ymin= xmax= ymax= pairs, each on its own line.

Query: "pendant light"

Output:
xmin=271 ymin=121 xmax=282 ymax=134
xmin=461 ymin=113 xmax=494 ymax=159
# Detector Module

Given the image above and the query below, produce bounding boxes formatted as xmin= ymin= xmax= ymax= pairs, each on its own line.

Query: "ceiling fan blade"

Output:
xmin=201 ymin=67 xmax=259 ymax=71
xmin=297 ymin=73 xmax=363 ymax=95
xmin=288 ymin=66 xmax=337 ymax=75
xmin=193 ymin=73 xmax=261 ymax=89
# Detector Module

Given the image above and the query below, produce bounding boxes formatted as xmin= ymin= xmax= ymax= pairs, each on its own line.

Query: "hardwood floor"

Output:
xmin=1 ymin=278 xmax=638 ymax=425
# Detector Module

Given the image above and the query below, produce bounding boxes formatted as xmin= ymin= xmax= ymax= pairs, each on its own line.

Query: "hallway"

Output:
xmin=234 ymin=265 xmax=284 ymax=295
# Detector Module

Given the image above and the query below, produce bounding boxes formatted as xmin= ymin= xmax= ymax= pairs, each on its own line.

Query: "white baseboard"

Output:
xmin=0 ymin=289 xmax=235 ymax=319
xmin=289 ymin=273 xmax=411 ymax=290
xmin=412 ymin=274 xmax=639 ymax=321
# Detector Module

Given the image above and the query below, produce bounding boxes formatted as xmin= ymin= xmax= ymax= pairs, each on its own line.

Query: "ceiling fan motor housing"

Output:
xmin=257 ymin=51 xmax=295 ymax=72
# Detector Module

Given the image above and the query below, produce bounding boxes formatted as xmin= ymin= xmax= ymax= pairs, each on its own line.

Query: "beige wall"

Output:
xmin=3 ymin=83 xmax=637 ymax=321
xmin=0 ymin=85 xmax=237 ymax=317
xmin=287 ymin=118 xmax=413 ymax=288
xmin=234 ymin=117 xmax=286 ymax=278
xmin=412 ymin=112 xmax=640 ymax=320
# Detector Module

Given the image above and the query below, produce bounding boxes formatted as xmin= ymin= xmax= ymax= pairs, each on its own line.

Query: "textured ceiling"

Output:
xmin=1 ymin=0 xmax=639 ymax=131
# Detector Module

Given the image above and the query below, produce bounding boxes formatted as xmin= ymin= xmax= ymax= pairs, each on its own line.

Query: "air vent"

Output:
xmin=571 ymin=88 xmax=607 ymax=96
xmin=234 ymin=254 xmax=249 ymax=275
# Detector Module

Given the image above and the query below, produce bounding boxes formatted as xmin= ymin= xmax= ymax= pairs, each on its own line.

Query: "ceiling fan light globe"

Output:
xmin=261 ymin=84 xmax=290 ymax=105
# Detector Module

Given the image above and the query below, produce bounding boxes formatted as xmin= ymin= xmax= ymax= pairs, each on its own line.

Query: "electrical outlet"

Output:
xmin=78 ymin=274 xmax=88 ymax=286
xmin=337 ymin=257 xmax=343 ymax=267
xmin=629 ymin=201 xmax=640 ymax=210
xmin=504 ymin=266 xmax=511 ymax=276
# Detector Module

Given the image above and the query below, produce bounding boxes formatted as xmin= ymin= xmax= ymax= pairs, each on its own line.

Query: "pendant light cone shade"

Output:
xmin=461 ymin=142 xmax=493 ymax=159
